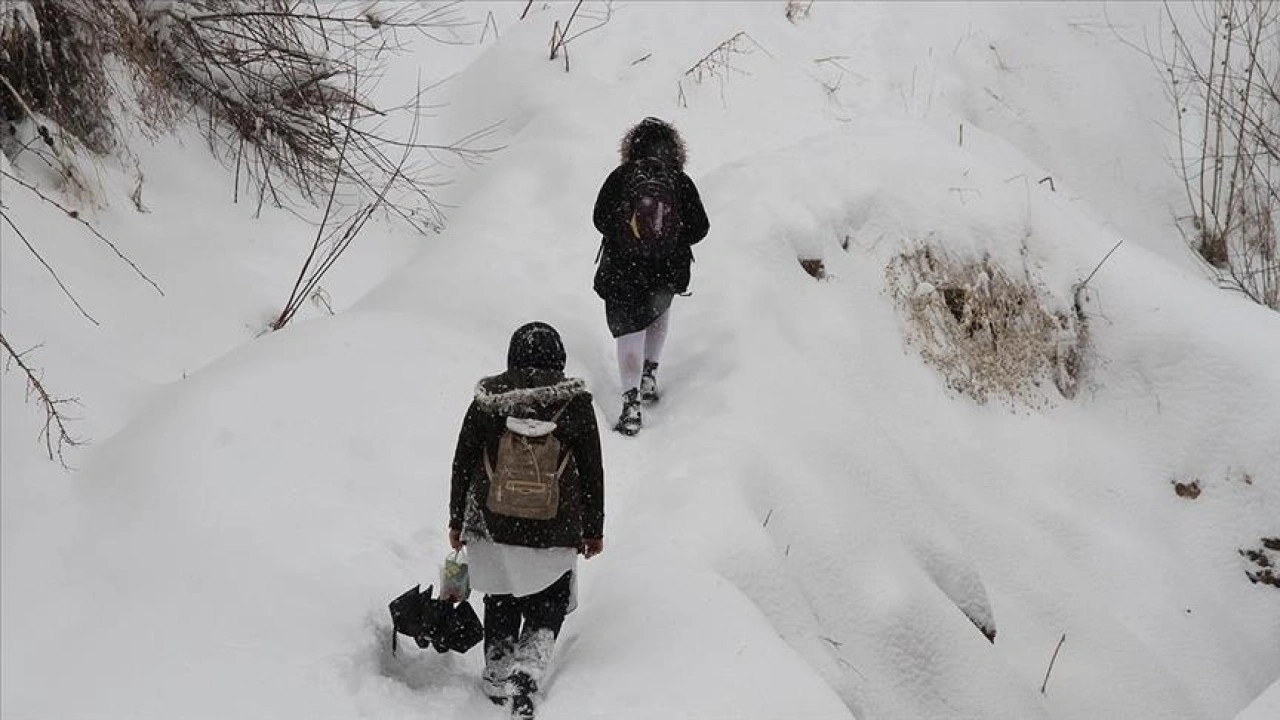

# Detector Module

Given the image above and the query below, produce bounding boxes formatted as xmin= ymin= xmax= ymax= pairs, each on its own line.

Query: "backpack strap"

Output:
xmin=550 ymin=401 xmax=571 ymax=423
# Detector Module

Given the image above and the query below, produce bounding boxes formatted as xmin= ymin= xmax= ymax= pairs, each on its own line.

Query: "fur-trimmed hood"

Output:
xmin=474 ymin=369 xmax=588 ymax=416
xmin=620 ymin=117 xmax=686 ymax=169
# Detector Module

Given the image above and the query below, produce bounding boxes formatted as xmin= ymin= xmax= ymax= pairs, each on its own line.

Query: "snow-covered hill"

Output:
xmin=3 ymin=3 xmax=1277 ymax=719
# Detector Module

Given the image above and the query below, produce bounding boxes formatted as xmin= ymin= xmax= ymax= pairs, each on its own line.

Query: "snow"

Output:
xmin=3 ymin=2 xmax=1278 ymax=719
xmin=1236 ymin=679 xmax=1280 ymax=720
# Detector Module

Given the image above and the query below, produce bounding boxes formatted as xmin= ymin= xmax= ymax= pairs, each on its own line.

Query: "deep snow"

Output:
xmin=3 ymin=3 xmax=1278 ymax=719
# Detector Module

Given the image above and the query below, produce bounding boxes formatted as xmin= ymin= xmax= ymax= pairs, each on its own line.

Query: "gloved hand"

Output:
xmin=580 ymin=537 xmax=604 ymax=559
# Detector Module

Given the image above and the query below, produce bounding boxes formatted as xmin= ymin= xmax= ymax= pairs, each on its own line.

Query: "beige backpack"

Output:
xmin=484 ymin=406 xmax=570 ymax=520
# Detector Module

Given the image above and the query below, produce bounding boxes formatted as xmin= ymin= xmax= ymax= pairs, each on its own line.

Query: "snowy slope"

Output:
xmin=3 ymin=3 xmax=1278 ymax=720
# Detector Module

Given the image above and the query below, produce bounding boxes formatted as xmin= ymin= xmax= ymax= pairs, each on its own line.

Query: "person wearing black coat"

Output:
xmin=448 ymin=322 xmax=605 ymax=717
xmin=592 ymin=117 xmax=710 ymax=436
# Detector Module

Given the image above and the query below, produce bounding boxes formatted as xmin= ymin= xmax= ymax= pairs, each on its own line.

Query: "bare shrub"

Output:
xmin=678 ymin=31 xmax=771 ymax=108
xmin=0 ymin=0 xmax=116 ymax=155
xmin=2 ymin=1 xmax=495 ymax=230
xmin=1 ymin=1 xmax=497 ymax=455
xmin=125 ymin=1 xmax=491 ymax=230
xmin=887 ymin=246 xmax=1084 ymax=406
xmin=547 ymin=1 xmax=612 ymax=73
xmin=1162 ymin=0 xmax=1279 ymax=309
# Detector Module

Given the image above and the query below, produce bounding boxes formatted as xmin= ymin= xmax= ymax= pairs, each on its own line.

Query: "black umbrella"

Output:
xmin=388 ymin=584 xmax=483 ymax=655
xmin=440 ymin=598 xmax=484 ymax=653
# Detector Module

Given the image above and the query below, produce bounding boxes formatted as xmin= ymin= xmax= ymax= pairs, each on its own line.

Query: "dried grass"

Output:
xmin=888 ymin=246 xmax=1085 ymax=407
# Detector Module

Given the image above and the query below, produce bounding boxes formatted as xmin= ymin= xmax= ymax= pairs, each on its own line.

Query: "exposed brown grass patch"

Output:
xmin=887 ymin=246 xmax=1084 ymax=407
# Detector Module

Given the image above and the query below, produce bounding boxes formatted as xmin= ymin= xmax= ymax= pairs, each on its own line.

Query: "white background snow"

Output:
xmin=2 ymin=2 xmax=1278 ymax=719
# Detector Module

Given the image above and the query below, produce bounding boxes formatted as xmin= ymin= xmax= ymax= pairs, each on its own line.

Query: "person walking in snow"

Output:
xmin=593 ymin=117 xmax=710 ymax=436
xmin=448 ymin=322 xmax=605 ymax=719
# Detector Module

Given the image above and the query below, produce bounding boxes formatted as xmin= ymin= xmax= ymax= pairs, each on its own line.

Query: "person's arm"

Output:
xmin=679 ymin=173 xmax=709 ymax=246
xmin=449 ymin=400 xmax=486 ymax=543
xmin=593 ymin=166 xmax=628 ymax=236
xmin=570 ymin=395 xmax=605 ymax=552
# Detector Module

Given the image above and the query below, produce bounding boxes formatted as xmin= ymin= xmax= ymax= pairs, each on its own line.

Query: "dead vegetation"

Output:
xmin=678 ymin=31 xmax=771 ymax=108
xmin=887 ymin=246 xmax=1085 ymax=406
xmin=799 ymin=257 xmax=826 ymax=280
xmin=785 ymin=1 xmax=814 ymax=24
xmin=1157 ymin=1 xmax=1279 ymax=310
xmin=1240 ymin=538 xmax=1279 ymax=588
xmin=1 ymin=0 xmax=496 ymax=459
xmin=545 ymin=1 xmax=613 ymax=73
xmin=2 ymin=1 xmax=494 ymax=226
xmin=0 ymin=333 xmax=83 ymax=467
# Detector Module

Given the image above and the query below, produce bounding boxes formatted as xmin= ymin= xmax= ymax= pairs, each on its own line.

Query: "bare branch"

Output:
xmin=0 ymin=332 xmax=84 ymax=467
xmin=1041 ymin=634 xmax=1066 ymax=694
xmin=0 ymin=170 xmax=164 ymax=296
xmin=0 ymin=209 xmax=99 ymax=325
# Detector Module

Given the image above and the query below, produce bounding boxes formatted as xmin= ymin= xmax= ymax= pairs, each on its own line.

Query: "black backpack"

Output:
xmin=619 ymin=157 xmax=683 ymax=258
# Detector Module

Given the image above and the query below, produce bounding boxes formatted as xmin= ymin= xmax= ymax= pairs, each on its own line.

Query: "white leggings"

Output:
xmin=616 ymin=308 xmax=670 ymax=392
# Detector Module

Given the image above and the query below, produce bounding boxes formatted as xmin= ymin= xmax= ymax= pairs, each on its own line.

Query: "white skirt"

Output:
xmin=466 ymin=538 xmax=578 ymax=600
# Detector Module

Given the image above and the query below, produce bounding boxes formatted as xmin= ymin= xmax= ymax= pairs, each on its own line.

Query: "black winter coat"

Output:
xmin=449 ymin=368 xmax=604 ymax=549
xmin=592 ymin=163 xmax=710 ymax=304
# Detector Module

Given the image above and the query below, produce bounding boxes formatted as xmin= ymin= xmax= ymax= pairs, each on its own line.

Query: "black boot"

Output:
xmin=640 ymin=361 xmax=660 ymax=404
xmin=614 ymin=388 xmax=642 ymax=436
xmin=509 ymin=671 xmax=537 ymax=719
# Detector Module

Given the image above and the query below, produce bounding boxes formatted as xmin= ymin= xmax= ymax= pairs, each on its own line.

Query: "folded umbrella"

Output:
xmin=388 ymin=584 xmax=452 ymax=654
xmin=440 ymin=600 xmax=484 ymax=653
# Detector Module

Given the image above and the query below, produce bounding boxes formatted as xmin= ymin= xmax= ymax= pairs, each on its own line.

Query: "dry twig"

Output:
xmin=0 ymin=332 xmax=83 ymax=467
xmin=1041 ymin=633 xmax=1066 ymax=694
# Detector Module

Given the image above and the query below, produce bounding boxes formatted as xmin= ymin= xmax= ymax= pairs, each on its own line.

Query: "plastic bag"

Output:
xmin=439 ymin=549 xmax=470 ymax=603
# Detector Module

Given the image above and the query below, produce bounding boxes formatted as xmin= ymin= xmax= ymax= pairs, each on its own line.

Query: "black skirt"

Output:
xmin=606 ymin=290 xmax=674 ymax=338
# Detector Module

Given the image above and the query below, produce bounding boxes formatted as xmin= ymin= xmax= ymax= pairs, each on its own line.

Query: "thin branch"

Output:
xmin=1080 ymin=240 xmax=1125 ymax=288
xmin=1 ymin=170 xmax=164 ymax=296
xmin=0 ymin=332 xmax=84 ymax=467
xmin=0 ymin=210 xmax=99 ymax=325
xmin=1041 ymin=633 xmax=1066 ymax=694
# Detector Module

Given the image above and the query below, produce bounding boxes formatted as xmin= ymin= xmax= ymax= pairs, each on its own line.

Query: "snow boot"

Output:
xmin=640 ymin=361 xmax=660 ymax=404
xmin=509 ymin=671 xmax=537 ymax=719
xmin=481 ymin=669 xmax=510 ymax=706
xmin=614 ymin=388 xmax=642 ymax=436
xmin=481 ymin=644 xmax=514 ymax=705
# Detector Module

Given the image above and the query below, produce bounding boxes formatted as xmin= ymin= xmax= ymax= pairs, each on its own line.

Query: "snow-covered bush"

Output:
xmin=888 ymin=246 xmax=1084 ymax=406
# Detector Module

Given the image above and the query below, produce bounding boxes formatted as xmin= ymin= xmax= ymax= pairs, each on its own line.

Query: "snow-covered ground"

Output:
xmin=3 ymin=3 xmax=1277 ymax=719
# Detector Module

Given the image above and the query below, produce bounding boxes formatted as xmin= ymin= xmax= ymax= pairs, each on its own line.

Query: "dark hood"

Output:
xmin=507 ymin=321 xmax=566 ymax=373
xmin=620 ymin=117 xmax=686 ymax=169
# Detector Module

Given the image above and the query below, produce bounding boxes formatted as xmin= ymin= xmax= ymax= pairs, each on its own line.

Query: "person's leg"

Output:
xmin=616 ymin=330 xmax=645 ymax=392
xmin=615 ymin=331 xmax=645 ymax=435
xmin=509 ymin=573 xmax=574 ymax=717
xmin=640 ymin=307 xmax=670 ymax=403
xmin=482 ymin=593 xmax=522 ymax=703
xmin=643 ymin=306 xmax=671 ymax=366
